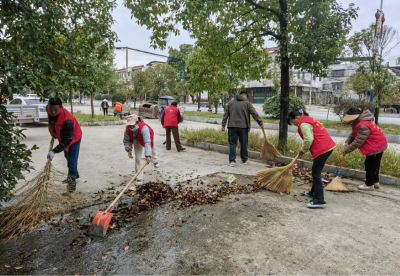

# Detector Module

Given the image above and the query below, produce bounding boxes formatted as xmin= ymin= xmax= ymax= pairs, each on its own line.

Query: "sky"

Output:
xmin=111 ymin=0 xmax=400 ymax=69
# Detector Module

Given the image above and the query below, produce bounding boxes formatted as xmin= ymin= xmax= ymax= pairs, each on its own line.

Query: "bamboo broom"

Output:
xmin=256 ymin=154 xmax=300 ymax=195
xmin=259 ymin=128 xmax=281 ymax=159
xmin=0 ymin=138 xmax=74 ymax=239
xmin=324 ymin=154 xmax=348 ymax=192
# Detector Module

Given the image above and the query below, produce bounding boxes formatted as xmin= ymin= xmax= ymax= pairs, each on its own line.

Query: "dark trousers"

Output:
xmin=228 ymin=127 xmax=248 ymax=163
xmin=63 ymin=139 xmax=81 ymax=183
xmin=365 ymin=152 xmax=383 ymax=186
xmin=103 ymin=108 xmax=108 ymax=116
xmin=166 ymin=126 xmax=183 ymax=150
xmin=310 ymin=150 xmax=333 ymax=203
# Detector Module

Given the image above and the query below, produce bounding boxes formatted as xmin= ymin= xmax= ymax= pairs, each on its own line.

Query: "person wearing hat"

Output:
xmin=288 ymin=109 xmax=336 ymax=208
xmin=123 ymin=114 xmax=159 ymax=184
xmin=161 ymin=101 xmax=185 ymax=152
xmin=343 ymin=108 xmax=387 ymax=191
xmin=101 ymin=99 xmax=109 ymax=116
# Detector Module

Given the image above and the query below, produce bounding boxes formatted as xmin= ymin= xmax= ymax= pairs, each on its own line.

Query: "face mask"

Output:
xmin=131 ymin=125 xmax=139 ymax=131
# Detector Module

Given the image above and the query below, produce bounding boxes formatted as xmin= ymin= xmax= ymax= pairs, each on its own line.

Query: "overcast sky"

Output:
xmin=111 ymin=0 xmax=400 ymax=69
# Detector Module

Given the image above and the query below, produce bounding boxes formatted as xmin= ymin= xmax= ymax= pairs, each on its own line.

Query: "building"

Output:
xmin=241 ymin=48 xmax=324 ymax=104
xmin=388 ymin=56 xmax=400 ymax=69
xmin=116 ymin=61 xmax=166 ymax=79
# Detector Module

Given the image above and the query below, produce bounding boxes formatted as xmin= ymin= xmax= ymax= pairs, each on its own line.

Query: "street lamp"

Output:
xmin=115 ymin=46 xmax=129 ymax=79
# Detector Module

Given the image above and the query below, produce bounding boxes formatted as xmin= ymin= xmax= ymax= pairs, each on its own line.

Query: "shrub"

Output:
xmin=263 ymin=94 xmax=306 ymax=118
xmin=333 ymin=98 xmax=374 ymax=121
xmin=111 ymin=92 xmax=125 ymax=104
xmin=0 ymin=106 xmax=37 ymax=202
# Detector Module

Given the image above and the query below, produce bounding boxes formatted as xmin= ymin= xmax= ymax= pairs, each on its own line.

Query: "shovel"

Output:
xmin=88 ymin=163 xmax=148 ymax=237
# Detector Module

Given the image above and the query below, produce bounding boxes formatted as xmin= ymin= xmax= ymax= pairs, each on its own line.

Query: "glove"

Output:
xmin=47 ymin=151 xmax=55 ymax=161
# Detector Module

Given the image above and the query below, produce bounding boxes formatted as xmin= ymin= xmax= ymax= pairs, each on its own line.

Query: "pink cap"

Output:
xmin=127 ymin=114 xmax=138 ymax=126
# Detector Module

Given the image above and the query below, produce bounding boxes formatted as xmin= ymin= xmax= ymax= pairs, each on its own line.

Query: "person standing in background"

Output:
xmin=101 ymin=99 xmax=109 ymax=116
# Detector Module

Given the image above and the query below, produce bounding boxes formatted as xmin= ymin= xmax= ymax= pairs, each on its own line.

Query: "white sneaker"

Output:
xmin=307 ymin=201 xmax=326 ymax=208
xmin=358 ymin=184 xmax=374 ymax=191
xmin=374 ymin=183 xmax=381 ymax=189
xmin=153 ymin=162 xmax=160 ymax=169
xmin=136 ymin=179 xmax=143 ymax=185
xmin=229 ymin=162 xmax=236 ymax=167
xmin=304 ymin=191 xmax=313 ymax=197
xmin=242 ymin=161 xmax=248 ymax=165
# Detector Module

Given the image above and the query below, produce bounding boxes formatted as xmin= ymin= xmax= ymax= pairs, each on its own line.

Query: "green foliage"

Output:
xmin=112 ymin=92 xmax=126 ymax=104
xmin=345 ymin=71 xmax=371 ymax=95
xmin=263 ymin=94 xmax=306 ymax=118
xmin=126 ymin=0 xmax=357 ymax=149
xmin=144 ymin=64 xmax=177 ymax=98
xmin=130 ymin=70 xmax=146 ymax=100
xmin=0 ymin=106 xmax=37 ymax=202
xmin=73 ymin=114 xmax=120 ymax=122
xmin=168 ymin=44 xmax=193 ymax=82
xmin=180 ymin=127 xmax=400 ymax=178
xmin=333 ymin=99 xmax=374 ymax=121
xmin=347 ymin=24 xmax=400 ymax=123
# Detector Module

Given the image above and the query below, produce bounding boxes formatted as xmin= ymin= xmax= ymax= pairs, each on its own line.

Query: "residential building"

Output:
xmin=388 ymin=56 xmax=400 ymax=69
xmin=116 ymin=61 xmax=166 ymax=79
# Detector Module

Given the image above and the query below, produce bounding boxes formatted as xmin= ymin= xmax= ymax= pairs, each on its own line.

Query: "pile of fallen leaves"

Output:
xmin=175 ymin=181 xmax=261 ymax=208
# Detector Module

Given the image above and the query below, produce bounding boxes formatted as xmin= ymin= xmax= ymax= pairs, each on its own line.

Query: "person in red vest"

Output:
xmin=123 ymin=114 xmax=159 ymax=185
xmin=343 ymin=108 xmax=387 ymax=191
xmin=288 ymin=109 xmax=336 ymax=208
xmin=114 ymin=101 xmax=123 ymax=119
xmin=161 ymin=101 xmax=185 ymax=152
xmin=46 ymin=98 xmax=82 ymax=192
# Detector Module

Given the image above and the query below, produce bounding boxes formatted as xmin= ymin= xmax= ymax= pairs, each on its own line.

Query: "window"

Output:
xmin=397 ymin=57 xmax=400 ymax=65
xmin=266 ymin=87 xmax=277 ymax=97
xmin=332 ymin=82 xmax=344 ymax=90
xmin=10 ymin=99 xmax=22 ymax=104
xmin=332 ymin=70 xmax=345 ymax=77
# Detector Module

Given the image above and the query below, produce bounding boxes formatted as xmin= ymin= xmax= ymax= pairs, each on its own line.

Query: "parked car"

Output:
xmin=5 ymin=97 xmax=48 ymax=125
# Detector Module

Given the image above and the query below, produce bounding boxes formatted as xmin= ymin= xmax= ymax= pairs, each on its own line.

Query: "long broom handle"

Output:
xmin=289 ymin=154 xmax=300 ymax=167
xmin=49 ymin=137 xmax=55 ymax=151
xmin=337 ymin=154 xmax=345 ymax=177
xmin=105 ymin=162 xmax=148 ymax=212
xmin=262 ymin=128 xmax=267 ymax=141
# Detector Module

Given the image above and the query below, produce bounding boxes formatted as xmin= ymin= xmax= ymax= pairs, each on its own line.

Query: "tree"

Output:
xmin=130 ymin=70 xmax=146 ymax=108
xmin=347 ymin=24 xmax=400 ymax=124
xmin=126 ymin=0 xmax=357 ymax=150
xmin=0 ymin=0 xmax=117 ymax=199
xmin=144 ymin=64 xmax=177 ymax=99
xmin=345 ymin=71 xmax=371 ymax=99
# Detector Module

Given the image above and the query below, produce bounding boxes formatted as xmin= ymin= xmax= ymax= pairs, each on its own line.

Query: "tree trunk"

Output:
xmin=79 ymin=93 xmax=82 ymax=104
xmin=197 ymin=91 xmax=201 ymax=111
xmin=69 ymin=90 xmax=73 ymax=115
xmin=374 ymin=95 xmax=381 ymax=125
xmin=134 ymin=98 xmax=137 ymax=109
xmin=278 ymin=0 xmax=289 ymax=151
xmin=91 ymin=91 xmax=95 ymax=119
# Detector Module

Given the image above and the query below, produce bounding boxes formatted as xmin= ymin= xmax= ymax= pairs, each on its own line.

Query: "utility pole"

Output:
xmin=125 ymin=47 xmax=128 ymax=79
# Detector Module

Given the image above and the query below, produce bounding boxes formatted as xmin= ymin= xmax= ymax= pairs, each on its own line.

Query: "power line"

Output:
xmin=114 ymin=46 xmax=183 ymax=61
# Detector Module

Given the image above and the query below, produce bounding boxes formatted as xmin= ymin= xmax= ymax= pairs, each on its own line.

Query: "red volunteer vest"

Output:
xmin=126 ymin=122 xmax=154 ymax=149
xmin=298 ymin=115 xmax=336 ymax=159
xmin=47 ymin=107 xmax=82 ymax=152
xmin=163 ymin=105 xmax=179 ymax=127
xmin=353 ymin=121 xmax=387 ymax=155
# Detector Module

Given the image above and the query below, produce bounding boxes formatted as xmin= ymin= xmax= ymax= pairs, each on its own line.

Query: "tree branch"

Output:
xmin=229 ymin=31 xmax=279 ymax=56
xmin=244 ymin=0 xmax=281 ymax=21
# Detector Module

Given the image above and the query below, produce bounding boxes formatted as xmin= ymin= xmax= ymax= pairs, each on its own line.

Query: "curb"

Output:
xmin=78 ymin=120 xmax=126 ymax=126
xmin=180 ymin=139 xmax=400 ymax=186
xmin=183 ymin=116 xmax=400 ymax=144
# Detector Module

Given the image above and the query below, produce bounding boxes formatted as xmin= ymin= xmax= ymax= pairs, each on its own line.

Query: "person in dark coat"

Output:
xmin=101 ymin=99 xmax=109 ymax=116
xmin=221 ymin=91 xmax=264 ymax=167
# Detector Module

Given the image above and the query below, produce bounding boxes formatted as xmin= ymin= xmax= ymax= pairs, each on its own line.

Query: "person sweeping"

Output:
xmin=288 ymin=109 xmax=336 ymax=208
xmin=123 ymin=114 xmax=159 ymax=185
xmin=343 ymin=108 xmax=387 ymax=191
xmin=47 ymin=98 xmax=82 ymax=193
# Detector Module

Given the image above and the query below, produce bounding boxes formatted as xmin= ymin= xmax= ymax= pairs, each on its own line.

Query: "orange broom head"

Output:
xmin=260 ymin=139 xmax=281 ymax=159
xmin=324 ymin=176 xmax=349 ymax=192
xmin=88 ymin=210 xmax=113 ymax=237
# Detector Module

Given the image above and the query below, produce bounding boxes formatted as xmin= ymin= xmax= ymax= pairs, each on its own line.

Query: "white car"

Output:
xmin=6 ymin=97 xmax=48 ymax=124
